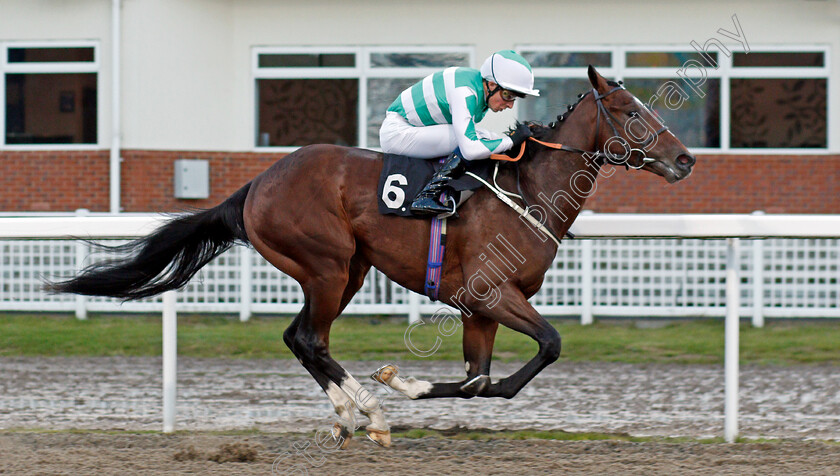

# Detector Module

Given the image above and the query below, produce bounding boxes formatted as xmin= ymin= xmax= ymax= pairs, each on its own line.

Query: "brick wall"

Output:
xmin=1 ymin=149 xmax=838 ymax=213
xmin=119 ymin=150 xmax=280 ymax=212
xmin=586 ymin=155 xmax=840 ymax=214
xmin=0 ymin=150 xmax=111 ymax=211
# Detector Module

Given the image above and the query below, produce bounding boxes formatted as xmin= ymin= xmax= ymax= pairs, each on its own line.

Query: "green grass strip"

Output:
xmin=0 ymin=313 xmax=838 ymax=365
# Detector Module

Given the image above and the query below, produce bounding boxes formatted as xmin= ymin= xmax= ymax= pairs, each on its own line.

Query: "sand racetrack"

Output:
xmin=1 ymin=357 xmax=838 ymax=475
xmin=2 ymin=432 xmax=840 ymax=475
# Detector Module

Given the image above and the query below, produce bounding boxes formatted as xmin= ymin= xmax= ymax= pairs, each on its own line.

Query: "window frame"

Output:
xmin=517 ymin=44 xmax=833 ymax=154
xmin=251 ymin=45 xmax=475 ymax=152
xmin=0 ymin=40 xmax=101 ymax=150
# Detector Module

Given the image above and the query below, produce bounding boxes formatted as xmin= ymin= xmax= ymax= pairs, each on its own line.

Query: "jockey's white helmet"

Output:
xmin=480 ymin=50 xmax=540 ymax=97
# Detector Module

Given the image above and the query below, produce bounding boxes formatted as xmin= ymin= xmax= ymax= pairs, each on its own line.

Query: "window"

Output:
xmin=253 ymin=46 xmax=473 ymax=149
xmin=517 ymin=46 xmax=830 ymax=151
xmin=729 ymin=51 xmax=827 ymax=149
xmin=2 ymin=43 xmax=99 ymax=146
xmin=519 ymin=48 xmax=611 ymax=140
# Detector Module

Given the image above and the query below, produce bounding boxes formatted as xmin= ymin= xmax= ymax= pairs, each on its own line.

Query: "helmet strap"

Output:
xmin=484 ymin=79 xmax=501 ymax=105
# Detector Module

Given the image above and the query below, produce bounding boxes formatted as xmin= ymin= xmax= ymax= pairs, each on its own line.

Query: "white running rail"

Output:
xmin=2 ymin=211 xmax=840 ymax=440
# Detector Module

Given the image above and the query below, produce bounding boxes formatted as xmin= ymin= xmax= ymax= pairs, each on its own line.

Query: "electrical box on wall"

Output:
xmin=173 ymin=159 xmax=209 ymax=199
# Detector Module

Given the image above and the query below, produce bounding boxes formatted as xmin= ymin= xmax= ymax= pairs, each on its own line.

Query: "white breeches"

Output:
xmin=379 ymin=111 xmax=459 ymax=159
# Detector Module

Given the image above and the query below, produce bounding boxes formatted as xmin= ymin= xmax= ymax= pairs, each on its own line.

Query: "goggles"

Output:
xmin=499 ymin=88 xmax=525 ymax=102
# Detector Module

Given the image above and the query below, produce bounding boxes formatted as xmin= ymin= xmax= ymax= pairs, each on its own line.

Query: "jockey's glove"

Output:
xmin=508 ymin=123 xmax=533 ymax=149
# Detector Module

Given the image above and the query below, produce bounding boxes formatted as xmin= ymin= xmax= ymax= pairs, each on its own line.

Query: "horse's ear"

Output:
xmin=587 ymin=65 xmax=610 ymax=94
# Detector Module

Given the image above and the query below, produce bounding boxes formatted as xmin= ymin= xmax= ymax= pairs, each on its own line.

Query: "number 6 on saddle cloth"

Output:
xmin=377 ymin=152 xmax=498 ymax=300
xmin=377 ymin=153 xmax=495 ymax=217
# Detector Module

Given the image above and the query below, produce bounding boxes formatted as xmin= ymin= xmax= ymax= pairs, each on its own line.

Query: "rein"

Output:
xmin=491 ymin=86 xmax=669 ymax=170
xmin=464 ymin=166 xmax=563 ymax=249
xmin=478 ymin=85 xmax=671 ymax=250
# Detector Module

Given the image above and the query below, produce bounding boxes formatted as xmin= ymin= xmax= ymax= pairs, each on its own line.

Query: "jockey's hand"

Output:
xmin=508 ymin=123 xmax=533 ymax=149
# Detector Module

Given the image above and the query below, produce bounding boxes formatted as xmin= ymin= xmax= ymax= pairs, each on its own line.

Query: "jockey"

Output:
xmin=379 ymin=50 xmax=540 ymax=216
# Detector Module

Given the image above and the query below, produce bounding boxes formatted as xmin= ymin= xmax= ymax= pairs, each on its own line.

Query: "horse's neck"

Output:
xmin=519 ymin=102 xmax=600 ymax=237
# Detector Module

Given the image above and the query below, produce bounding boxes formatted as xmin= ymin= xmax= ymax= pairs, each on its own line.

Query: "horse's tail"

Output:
xmin=48 ymin=182 xmax=252 ymax=300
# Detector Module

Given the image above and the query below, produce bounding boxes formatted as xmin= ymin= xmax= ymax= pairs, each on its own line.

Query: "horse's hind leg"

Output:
xmin=318 ymin=254 xmax=374 ymax=445
xmin=282 ymin=302 xmax=357 ymax=449
xmin=285 ymin=261 xmax=392 ymax=446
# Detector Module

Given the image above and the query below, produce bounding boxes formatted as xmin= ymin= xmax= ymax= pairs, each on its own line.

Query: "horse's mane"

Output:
xmin=507 ymin=81 xmax=621 ymax=163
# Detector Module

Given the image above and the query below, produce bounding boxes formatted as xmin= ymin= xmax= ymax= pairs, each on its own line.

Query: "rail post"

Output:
xmin=724 ymin=238 xmax=740 ymax=443
xmin=162 ymin=290 xmax=177 ymax=433
xmin=239 ymin=246 xmax=252 ymax=322
xmin=751 ymin=211 xmax=765 ymax=328
xmin=580 ymin=239 xmax=594 ymax=325
xmin=74 ymin=209 xmax=89 ymax=320
xmin=408 ymin=290 xmax=421 ymax=324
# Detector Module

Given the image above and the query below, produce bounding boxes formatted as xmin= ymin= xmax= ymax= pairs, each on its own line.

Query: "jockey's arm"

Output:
xmin=449 ymin=87 xmax=513 ymax=160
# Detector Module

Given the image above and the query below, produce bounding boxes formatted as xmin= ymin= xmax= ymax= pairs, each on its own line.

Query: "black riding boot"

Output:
xmin=410 ymin=150 xmax=465 ymax=216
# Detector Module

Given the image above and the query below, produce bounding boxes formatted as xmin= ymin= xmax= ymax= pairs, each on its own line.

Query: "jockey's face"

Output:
xmin=485 ymin=81 xmax=516 ymax=112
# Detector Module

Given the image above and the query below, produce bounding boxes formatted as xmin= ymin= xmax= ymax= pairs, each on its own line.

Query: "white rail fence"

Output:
xmin=2 ymin=212 xmax=840 ymax=442
xmin=1 ymin=213 xmax=838 ymax=325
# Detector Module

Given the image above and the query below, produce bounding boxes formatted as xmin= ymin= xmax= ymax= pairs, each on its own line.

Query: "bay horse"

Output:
xmin=50 ymin=66 xmax=695 ymax=447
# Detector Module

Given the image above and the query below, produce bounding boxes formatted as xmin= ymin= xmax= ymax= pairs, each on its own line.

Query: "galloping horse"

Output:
xmin=50 ymin=66 xmax=695 ymax=447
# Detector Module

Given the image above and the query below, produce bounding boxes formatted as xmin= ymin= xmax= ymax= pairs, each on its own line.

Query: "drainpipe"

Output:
xmin=110 ymin=0 xmax=121 ymax=213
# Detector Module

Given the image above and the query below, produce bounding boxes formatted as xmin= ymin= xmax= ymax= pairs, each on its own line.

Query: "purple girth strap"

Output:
xmin=423 ymin=194 xmax=448 ymax=301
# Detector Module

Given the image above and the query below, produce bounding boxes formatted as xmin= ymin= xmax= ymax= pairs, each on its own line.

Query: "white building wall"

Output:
xmin=0 ymin=0 xmax=838 ymax=151
xmin=121 ymin=0 xmax=236 ymax=151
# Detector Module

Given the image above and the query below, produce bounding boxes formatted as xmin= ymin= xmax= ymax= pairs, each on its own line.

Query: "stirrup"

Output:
xmin=437 ymin=195 xmax=458 ymax=218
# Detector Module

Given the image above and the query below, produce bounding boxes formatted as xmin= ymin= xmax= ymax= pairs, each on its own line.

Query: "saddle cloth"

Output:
xmin=377 ymin=153 xmax=495 ymax=216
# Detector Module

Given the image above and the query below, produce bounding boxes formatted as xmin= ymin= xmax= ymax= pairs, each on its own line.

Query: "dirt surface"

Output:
xmin=2 ymin=357 xmax=838 ymax=440
xmin=1 ymin=432 xmax=839 ymax=475
xmin=1 ymin=357 xmax=839 ymax=474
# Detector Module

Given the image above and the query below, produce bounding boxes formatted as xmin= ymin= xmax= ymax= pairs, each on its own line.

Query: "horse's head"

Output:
xmin=586 ymin=66 xmax=695 ymax=183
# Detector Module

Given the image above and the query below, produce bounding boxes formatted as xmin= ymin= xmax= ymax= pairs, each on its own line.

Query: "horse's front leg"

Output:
xmin=475 ymin=289 xmax=561 ymax=399
xmin=371 ymin=311 xmax=499 ymax=399
xmin=455 ymin=289 xmax=561 ymax=399
xmin=374 ymin=286 xmax=560 ymax=400
xmin=458 ymin=311 xmax=500 ymax=395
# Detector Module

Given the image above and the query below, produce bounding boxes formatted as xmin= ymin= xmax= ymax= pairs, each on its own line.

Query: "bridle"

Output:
xmin=494 ymin=85 xmax=669 ymax=170
xmin=480 ymin=85 xmax=672 ymax=247
xmin=591 ymin=86 xmax=669 ymax=169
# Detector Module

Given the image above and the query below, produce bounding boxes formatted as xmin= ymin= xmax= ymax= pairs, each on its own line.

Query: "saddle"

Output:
xmin=377 ymin=154 xmax=495 ymax=217
xmin=377 ymin=150 xmax=563 ymax=301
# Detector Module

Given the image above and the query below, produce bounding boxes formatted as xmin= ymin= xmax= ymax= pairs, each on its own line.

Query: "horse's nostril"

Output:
xmin=676 ymin=154 xmax=696 ymax=168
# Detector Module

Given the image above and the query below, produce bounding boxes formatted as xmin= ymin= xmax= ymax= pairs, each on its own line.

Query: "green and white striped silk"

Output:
xmin=386 ymin=67 xmax=511 ymax=160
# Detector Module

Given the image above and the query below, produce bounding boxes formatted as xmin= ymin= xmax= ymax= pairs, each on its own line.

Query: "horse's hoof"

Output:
xmin=460 ymin=374 xmax=491 ymax=396
xmin=366 ymin=428 xmax=392 ymax=448
xmin=331 ymin=422 xmax=352 ymax=450
xmin=371 ymin=364 xmax=398 ymax=385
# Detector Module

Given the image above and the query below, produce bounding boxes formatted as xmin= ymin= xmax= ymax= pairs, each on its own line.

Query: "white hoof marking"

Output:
xmin=339 ymin=375 xmax=389 ymax=432
xmin=371 ymin=365 xmax=432 ymax=399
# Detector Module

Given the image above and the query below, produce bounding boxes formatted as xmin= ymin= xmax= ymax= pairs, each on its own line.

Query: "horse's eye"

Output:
xmin=628 ymin=111 xmax=639 ymax=117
